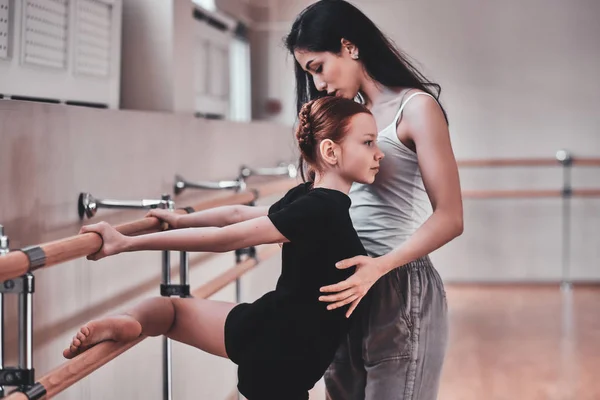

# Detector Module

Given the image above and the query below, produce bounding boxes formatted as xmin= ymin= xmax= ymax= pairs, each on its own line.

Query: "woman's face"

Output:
xmin=294 ymin=48 xmax=363 ymax=99
xmin=337 ymin=113 xmax=384 ymax=184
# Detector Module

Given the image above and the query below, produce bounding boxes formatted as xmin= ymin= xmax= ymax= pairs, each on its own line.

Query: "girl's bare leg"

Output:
xmin=63 ymin=297 xmax=237 ymax=359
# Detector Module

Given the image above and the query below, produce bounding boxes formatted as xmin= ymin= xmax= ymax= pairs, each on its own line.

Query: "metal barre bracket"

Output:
xmin=16 ymin=382 xmax=46 ymax=400
xmin=173 ymin=175 xmax=245 ymax=196
xmin=0 ymin=367 xmax=35 ymax=387
xmin=0 ymin=274 xmax=34 ymax=295
xmin=555 ymin=149 xmax=573 ymax=167
xmin=160 ymin=284 xmax=191 ymax=298
xmin=239 ymin=162 xmax=298 ymax=179
xmin=19 ymin=247 xmax=46 ymax=270
xmin=78 ymin=193 xmax=175 ymax=219
xmin=235 ymin=247 xmax=257 ymax=263
xmin=174 ymin=162 xmax=297 ymax=196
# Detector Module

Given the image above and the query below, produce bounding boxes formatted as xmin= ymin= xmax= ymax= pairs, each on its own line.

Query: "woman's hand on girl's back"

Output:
xmin=319 ymin=255 xmax=385 ymax=318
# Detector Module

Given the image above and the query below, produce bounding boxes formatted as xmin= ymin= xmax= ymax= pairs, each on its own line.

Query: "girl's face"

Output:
xmin=335 ymin=113 xmax=384 ymax=184
xmin=294 ymin=48 xmax=363 ymax=100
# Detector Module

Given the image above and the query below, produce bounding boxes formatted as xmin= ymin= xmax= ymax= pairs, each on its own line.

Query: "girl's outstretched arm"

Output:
xmin=80 ymin=217 xmax=288 ymax=261
xmin=146 ymin=205 xmax=270 ymax=229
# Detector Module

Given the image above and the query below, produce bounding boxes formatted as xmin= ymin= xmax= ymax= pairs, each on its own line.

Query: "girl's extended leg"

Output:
xmin=63 ymin=297 xmax=237 ymax=359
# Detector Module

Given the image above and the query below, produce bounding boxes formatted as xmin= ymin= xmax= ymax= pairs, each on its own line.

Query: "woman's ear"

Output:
xmin=320 ymin=139 xmax=338 ymax=166
xmin=340 ymin=38 xmax=359 ymax=59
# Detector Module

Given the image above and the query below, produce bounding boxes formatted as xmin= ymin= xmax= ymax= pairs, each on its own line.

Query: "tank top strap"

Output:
xmin=392 ymin=91 xmax=437 ymax=125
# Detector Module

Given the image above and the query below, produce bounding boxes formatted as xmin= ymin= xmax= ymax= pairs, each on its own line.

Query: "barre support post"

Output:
xmin=556 ymin=150 xmax=573 ymax=292
xmin=18 ymin=274 xmax=34 ymax=377
xmin=0 ymin=227 xmax=38 ymax=397
xmin=0 ymin=226 xmax=6 ymax=398
xmin=160 ymin=194 xmax=174 ymax=400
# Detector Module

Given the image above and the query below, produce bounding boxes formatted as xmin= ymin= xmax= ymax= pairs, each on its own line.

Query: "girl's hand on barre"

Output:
xmin=80 ymin=222 xmax=131 ymax=260
xmin=146 ymin=209 xmax=181 ymax=229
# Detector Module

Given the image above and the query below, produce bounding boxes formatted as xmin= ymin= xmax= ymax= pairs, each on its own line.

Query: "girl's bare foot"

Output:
xmin=63 ymin=315 xmax=142 ymax=359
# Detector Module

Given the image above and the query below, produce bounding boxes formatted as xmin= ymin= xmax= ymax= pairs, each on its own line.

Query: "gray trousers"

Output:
xmin=324 ymin=256 xmax=448 ymax=400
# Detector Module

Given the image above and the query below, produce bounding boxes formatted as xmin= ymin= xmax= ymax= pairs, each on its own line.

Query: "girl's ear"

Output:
xmin=320 ymin=139 xmax=338 ymax=166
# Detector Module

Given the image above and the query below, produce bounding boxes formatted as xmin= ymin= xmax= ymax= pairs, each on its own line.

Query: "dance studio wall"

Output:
xmin=0 ymin=101 xmax=297 ymax=399
xmin=248 ymin=0 xmax=600 ymax=282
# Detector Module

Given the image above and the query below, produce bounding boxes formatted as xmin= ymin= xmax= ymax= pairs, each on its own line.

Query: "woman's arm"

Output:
xmin=146 ymin=205 xmax=270 ymax=229
xmin=320 ymin=95 xmax=463 ymax=316
xmin=81 ymin=216 xmax=287 ymax=261
xmin=377 ymin=94 xmax=463 ymax=271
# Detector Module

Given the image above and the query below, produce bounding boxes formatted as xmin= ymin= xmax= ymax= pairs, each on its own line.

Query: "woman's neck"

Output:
xmin=359 ymin=75 xmax=405 ymax=109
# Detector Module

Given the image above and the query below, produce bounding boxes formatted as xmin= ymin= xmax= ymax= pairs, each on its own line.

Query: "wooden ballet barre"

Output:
xmin=5 ymin=245 xmax=280 ymax=400
xmin=571 ymin=189 xmax=600 ymax=197
xmin=457 ymin=157 xmax=600 ymax=168
xmin=462 ymin=189 xmax=561 ymax=199
xmin=0 ymin=178 xmax=296 ymax=282
xmin=571 ymin=158 xmax=600 ymax=167
xmin=458 ymin=158 xmax=558 ymax=167
xmin=462 ymin=189 xmax=600 ymax=199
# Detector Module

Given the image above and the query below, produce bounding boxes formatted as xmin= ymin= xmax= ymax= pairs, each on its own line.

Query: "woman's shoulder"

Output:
xmin=397 ymin=88 xmax=441 ymax=120
xmin=372 ymin=88 xmax=435 ymax=129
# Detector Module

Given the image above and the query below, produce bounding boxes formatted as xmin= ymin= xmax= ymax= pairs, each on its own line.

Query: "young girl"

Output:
xmin=64 ymin=96 xmax=384 ymax=400
xmin=285 ymin=1 xmax=464 ymax=399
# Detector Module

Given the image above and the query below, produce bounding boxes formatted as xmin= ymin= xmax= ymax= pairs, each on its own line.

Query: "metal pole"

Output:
xmin=18 ymin=274 xmax=34 ymax=372
xmin=0 ymin=289 xmax=3 ymax=399
xmin=556 ymin=150 xmax=572 ymax=292
xmin=163 ymin=335 xmax=172 ymax=400
xmin=557 ymin=150 xmax=576 ymax=392
xmin=161 ymin=195 xmax=173 ymax=400
xmin=162 ymin=248 xmax=172 ymax=294
xmin=0 ymin=225 xmax=8 ymax=398
xmin=180 ymin=252 xmax=189 ymax=291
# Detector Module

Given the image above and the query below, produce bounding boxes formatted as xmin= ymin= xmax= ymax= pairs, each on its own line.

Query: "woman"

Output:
xmin=64 ymin=97 xmax=384 ymax=400
xmin=285 ymin=1 xmax=464 ymax=399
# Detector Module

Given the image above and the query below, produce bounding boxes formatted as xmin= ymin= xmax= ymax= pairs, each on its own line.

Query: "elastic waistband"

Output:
xmin=403 ymin=255 xmax=433 ymax=270
xmin=372 ymin=254 xmax=433 ymax=270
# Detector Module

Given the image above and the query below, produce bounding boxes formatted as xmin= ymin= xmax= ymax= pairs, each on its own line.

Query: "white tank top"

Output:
xmin=349 ymin=91 xmax=436 ymax=256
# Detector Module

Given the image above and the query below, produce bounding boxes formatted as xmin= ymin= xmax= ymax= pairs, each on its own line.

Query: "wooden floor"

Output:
xmin=303 ymin=284 xmax=600 ymax=400
xmin=439 ymin=284 xmax=600 ymax=400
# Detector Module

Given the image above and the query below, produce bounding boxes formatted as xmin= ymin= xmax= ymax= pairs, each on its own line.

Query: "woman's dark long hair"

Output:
xmin=285 ymin=0 xmax=448 ymax=122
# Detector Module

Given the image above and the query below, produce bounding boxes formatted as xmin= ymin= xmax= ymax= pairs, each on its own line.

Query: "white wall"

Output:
xmin=249 ymin=0 xmax=600 ymax=281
